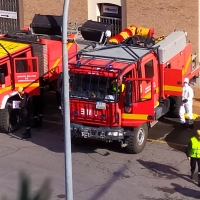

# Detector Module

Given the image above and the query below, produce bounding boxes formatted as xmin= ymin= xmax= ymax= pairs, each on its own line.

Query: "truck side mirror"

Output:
xmin=0 ymin=73 xmax=5 ymax=84
xmin=124 ymin=80 xmax=132 ymax=107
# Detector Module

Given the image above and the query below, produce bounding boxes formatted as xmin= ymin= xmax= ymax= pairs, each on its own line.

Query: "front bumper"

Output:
xmin=70 ymin=123 xmax=124 ymax=140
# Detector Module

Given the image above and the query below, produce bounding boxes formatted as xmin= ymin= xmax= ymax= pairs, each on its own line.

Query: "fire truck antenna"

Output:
xmin=62 ymin=0 xmax=73 ymax=199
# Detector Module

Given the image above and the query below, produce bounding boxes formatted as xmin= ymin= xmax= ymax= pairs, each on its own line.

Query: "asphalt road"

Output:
xmin=0 ymin=92 xmax=200 ymax=200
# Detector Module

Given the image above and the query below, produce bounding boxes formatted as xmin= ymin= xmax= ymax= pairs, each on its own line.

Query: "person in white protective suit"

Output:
xmin=179 ymin=78 xmax=194 ymax=129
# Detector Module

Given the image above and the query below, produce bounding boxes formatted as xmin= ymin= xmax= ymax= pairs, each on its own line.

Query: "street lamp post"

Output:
xmin=62 ymin=0 xmax=73 ymax=200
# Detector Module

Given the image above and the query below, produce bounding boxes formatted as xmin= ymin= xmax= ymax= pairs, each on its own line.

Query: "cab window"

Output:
xmin=15 ymin=53 xmax=37 ymax=73
xmin=144 ymin=60 xmax=154 ymax=83
xmin=0 ymin=63 xmax=8 ymax=76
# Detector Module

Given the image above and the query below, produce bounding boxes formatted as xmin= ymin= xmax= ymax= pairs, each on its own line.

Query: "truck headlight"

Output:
xmin=106 ymin=132 xmax=112 ymax=136
xmin=112 ymin=132 xmax=118 ymax=137
xmin=119 ymin=132 xmax=123 ymax=137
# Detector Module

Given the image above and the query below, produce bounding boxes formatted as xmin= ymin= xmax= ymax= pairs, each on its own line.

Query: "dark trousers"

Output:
xmin=20 ymin=110 xmax=31 ymax=129
xmin=191 ymin=157 xmax=200 ymax=174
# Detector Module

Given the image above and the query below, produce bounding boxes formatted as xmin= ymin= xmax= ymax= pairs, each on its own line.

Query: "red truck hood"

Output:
xmin=70 ymin=100 xmax=118 ymax=126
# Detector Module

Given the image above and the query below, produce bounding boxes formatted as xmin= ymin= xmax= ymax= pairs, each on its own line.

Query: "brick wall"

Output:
xmin=68 ymin=0 xmax=88 ymax=24
xmin=24 ymin=0 xmax=198 ymax=53
xmin=24 ymin=0 xmax=88 ymax=26
xmin=126 ymin=0 xmax=198 ymax=53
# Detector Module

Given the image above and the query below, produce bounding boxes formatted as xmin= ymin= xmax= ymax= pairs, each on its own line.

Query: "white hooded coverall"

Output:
xmin=179 ymin=78 xmax=194 ymax=125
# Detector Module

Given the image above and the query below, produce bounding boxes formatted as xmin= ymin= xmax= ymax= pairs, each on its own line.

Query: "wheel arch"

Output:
xmin=1 ymin=91 xmax=19 ymax=109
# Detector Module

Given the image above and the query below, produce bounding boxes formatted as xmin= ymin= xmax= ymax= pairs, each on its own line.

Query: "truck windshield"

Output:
xmin=69 ymin=73 xmax=118 ymax=102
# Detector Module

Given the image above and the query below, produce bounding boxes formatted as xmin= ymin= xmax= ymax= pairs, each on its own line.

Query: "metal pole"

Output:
xmin=17 ymin=0 xmax=24 ymax=29
xmin=62 ymin=0 xmax=73 ymax=200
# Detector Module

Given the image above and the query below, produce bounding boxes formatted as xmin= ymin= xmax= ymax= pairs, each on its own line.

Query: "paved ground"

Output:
xmin=0 ymin=121 xmax=200 ymax=200
xmin=0 ymin=92 xmax=200 ymax=200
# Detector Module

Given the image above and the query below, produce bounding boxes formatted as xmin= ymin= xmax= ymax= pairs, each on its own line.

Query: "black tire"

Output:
xmin=9 ymin=109 xmax=21 ymax=132
xmin=125 ymin=123 xmax=148 ymax=154
xmin=0 ymin=109 xmax=20 ymax=133
xmin=169 ymin=96 xmax=181 ymax=118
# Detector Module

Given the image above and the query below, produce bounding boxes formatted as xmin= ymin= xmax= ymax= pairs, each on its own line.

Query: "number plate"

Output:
xmin=96 ymin=102 xmax=106 ymax=110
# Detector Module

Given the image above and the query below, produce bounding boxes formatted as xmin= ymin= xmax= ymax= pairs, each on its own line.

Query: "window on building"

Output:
xmin=144 ymin=60 xmax=154 ymax=83
xmin=0 ymin=63 xmax=8 ymax=77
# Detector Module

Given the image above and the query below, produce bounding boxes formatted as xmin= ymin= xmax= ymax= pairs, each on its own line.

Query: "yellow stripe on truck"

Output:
xmin=0 ymin=86 xmax=12 ymax=94
xmin=163 ymin=85 xmax=182 ymax=92
xmin=15 ymin=83 xmax=39 ymax=87
xmin=182 ymin=55 xmax=191 ymax=75
xmin=50 ymin=41 xmax=74 ymax=73
xmin=122 ymin=113 xmax=149 ymax=120
xmin=0 ymin=83 xmax=39 ymax=95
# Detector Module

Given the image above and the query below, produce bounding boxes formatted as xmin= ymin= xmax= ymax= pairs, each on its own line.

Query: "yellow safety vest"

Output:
xmin=112 ymin=83 xmax=125 ymax=92
xmin=190 ymin=136 xmax=200 ymax=158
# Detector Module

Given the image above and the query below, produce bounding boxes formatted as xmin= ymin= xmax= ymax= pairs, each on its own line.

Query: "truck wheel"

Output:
xmin=9 ymin=109 xmax=21 ymax=132
xmin=0 ymin=109 xmax=20 ymax=133
xmin=125 ymin=123 xmax=148 ymax=154
xmin=169 ymin=96 xmax=181 ymax=118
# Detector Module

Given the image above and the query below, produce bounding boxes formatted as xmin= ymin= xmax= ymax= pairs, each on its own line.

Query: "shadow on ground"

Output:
xmin=149 ymin=116 xmax=198 ymax=152
xmin=155 ymin=183 xmax=200 ymax=199
xmin=171 ymin=183 xmax=200 ymax=199
xmin=7 ymin=91 xmax=127 ymax=154
xmin=137 ymin=159 xmax=195 ymax=184
xmin=7 ymin=91 xmax=200 ymax=154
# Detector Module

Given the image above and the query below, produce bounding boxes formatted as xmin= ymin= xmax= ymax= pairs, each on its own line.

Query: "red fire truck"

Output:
xmin=0 ymin=14 xmax=77 ymax=133
xmin=65 ymin=20 xmax=200 ymax=154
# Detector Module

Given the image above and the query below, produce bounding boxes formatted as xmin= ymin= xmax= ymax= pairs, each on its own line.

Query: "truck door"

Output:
xmin=140 ymin=55 xmax=159 ymax=107
xmin=13 ymin=57 xmax=40 ymax=95
xmin=122 ymin=77 xmax=155 ymax=125
xmin=0 ymin=60 xmax=12 ymax=92
xmin=163 ymin=68 xmax=183 ymax=96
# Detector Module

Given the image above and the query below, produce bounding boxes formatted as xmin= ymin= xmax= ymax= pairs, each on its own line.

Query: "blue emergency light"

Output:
xmin=73 ymin=110 xmax=78 ymax=115
xmin=100 ymin=114 xmax=105 ymax=119
xmin=76 ymin=60 xmax=81 ymax=68
xmin=106 ymin=64 xmax=113 ymax=71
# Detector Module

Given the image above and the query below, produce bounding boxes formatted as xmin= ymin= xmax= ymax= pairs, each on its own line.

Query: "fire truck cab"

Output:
xmin=0 ymin=14 xmax=77 ymax=133
xmin=0 ymin=40 xmax=40 ymax=132
xmin=67 ymin=28 xmax=200 ymax=154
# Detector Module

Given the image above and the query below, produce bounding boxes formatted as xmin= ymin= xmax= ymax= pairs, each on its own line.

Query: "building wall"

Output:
xmin=68 ymin=0 xmax=88 ymax=24
xmin=68 ymin=0 xmax=198 ymax=53
xmin=126 ymin=0 xmax=198 ymax=53
xmin=24 ymin=0 xmax=198 ymax=53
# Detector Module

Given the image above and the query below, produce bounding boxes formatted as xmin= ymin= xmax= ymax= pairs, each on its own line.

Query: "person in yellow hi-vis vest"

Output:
xmin=186 ymin=130 xmax=200 ymax=186
xmin=111 ymin=79 xmax=125 ymax=93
